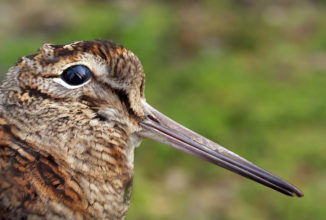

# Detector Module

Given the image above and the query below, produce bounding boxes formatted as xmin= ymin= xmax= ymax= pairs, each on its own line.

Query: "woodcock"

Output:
xmin=0 ymin=40 xmax=303 ymax=219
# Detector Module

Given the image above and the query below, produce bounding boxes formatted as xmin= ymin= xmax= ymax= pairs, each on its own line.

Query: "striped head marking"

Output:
xmin=0 ymin=40 xmax=147 ymax=182
xmin=8 ymin=40 xmax=145 ymax=118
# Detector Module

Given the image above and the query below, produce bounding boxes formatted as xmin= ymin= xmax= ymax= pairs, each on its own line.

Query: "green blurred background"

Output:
xmin=0 ymin=0 xmax=325 ymax=219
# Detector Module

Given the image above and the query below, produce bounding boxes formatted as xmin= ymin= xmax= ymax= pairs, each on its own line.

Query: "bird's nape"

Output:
xmin=138 ymin=101 xmax=303 ymax=197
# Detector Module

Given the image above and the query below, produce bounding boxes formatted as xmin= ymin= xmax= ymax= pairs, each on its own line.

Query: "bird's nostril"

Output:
xmin=147 ymin=114 xmax=160 ymax=124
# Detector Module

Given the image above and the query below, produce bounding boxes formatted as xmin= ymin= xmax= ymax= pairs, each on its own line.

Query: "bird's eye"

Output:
xmin=61 ymin=65 xmax=92 ymax=86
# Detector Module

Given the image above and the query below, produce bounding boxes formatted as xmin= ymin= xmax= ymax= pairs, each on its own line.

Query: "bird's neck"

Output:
xmin=50 ymin=128 xmax=139 ymax=219
xmin=2 ymin=117 xmax=139 ymax=219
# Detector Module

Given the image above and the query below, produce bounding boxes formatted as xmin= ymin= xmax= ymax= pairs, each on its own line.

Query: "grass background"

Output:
xmin=0 ymin=0 xmax=325 ymax=219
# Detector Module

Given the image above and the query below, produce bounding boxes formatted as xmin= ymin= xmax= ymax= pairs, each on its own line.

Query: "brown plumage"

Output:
xmin=0 ymin=40 xmax=302 ymax=220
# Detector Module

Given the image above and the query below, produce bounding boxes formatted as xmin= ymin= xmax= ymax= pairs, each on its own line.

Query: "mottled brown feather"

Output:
xmin=0 ymin=40 xmax=143 ymax=219
xmin=0 ymin=119 xmax=91 ymax=219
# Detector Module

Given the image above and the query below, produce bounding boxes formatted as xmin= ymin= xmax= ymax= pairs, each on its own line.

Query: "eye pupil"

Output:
xmin=61 ymin=65 xmax=92 ymax=86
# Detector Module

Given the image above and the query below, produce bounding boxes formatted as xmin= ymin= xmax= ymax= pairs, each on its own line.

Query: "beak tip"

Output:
xmin=288 ymin=186 xmax=304 ymax=197
xmin=295 ymin=191 xmax=304 ymax=198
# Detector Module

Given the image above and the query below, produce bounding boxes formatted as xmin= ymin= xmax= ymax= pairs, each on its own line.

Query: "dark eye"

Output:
xmin=61 ymin=65 xmax=92 ymax=86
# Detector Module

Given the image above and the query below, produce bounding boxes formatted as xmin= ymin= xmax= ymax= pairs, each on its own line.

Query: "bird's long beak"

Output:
xmin=138 ymin=101 xmax=303 ymax=197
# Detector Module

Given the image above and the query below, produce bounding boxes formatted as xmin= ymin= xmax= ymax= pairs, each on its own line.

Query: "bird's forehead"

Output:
xmin=50 ymin=40 xmax=125 ymax=60
xmin=18 ymin=40 xmax=128 ymax=75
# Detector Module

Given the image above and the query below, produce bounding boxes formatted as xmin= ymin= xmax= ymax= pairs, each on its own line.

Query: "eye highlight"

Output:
xmin=61 ymin=65 xmax=92 ymax=86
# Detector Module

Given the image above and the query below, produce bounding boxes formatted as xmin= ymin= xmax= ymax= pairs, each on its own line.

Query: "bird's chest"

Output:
xmin=81 ymin=175 xmax=134 ymax=219
xmin=76 ymin=132 xmax=140 ymax=219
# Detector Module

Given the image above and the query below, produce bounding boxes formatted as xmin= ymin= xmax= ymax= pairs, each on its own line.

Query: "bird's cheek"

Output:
xmin=127 ymin=89 xmax=144 ymax=117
